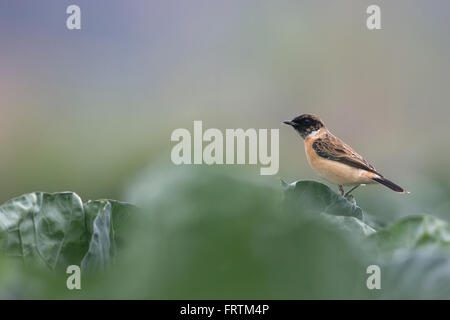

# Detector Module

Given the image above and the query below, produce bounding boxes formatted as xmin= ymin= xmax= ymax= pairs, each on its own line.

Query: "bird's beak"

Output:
xmin=283 ymin=120 xmax=294 ymax=126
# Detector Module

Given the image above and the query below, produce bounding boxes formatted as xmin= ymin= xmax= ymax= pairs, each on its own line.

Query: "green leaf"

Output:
xmin=319 ymin=213 xmax=376 ymax=237
xmin=0 ymin=192 xmax=88 ymax=269
xmin=364 ymin=216 xmax=450 ymax=299
xmin=81 ymin=201 xmax=113 ymax=272
xmin=107 ymin=200 xmax=136 ymax=248
xmin=283 ymin=180 xmax=364 ymax=220
xmin=378 ymin=251 xmax=450 ymax=299
xmin=366 ymin=215 xmax=450 ymax=259
xmin=0 ymin=192 xmax=136 ymax=272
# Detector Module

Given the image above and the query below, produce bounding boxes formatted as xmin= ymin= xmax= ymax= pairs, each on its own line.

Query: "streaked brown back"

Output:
xmin=311 ymin=131 xmax=380 ymax=175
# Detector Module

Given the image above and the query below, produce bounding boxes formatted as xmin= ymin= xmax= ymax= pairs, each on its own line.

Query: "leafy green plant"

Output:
xmin=366 ymin=215 xmax=450 ymax=257
xmin=0 ymin=192 xmax=135 ymax=273
xmin=1 ymin=167 xmax=450 ymax=299
xmin=282 ymin=179 xmax=364 ymax=219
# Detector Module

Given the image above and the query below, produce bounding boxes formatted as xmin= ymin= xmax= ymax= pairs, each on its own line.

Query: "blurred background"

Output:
xmin=1 ymin=0 xmax=450 ymax=223
xmin=1 ymin=0 xmax=450 ymax=300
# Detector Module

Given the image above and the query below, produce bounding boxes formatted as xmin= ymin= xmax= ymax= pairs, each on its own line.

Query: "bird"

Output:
xmin=283 ymin=114 xmax=408 ymax=197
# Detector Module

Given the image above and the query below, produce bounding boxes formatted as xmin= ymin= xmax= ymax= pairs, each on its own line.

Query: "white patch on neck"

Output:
xmin=306 ymin=129 xmax=319 ymax=138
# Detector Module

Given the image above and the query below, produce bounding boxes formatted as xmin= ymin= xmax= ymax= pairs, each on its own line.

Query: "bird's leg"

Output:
xmin=344 ymin=185 xmax=360 ymax=198
xmin=338 ymin=185 xmax=344 ymax=196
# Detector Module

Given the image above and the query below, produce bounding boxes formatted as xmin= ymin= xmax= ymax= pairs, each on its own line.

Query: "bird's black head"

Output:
xmin=283 ymin=114 xmax=324 ymax=139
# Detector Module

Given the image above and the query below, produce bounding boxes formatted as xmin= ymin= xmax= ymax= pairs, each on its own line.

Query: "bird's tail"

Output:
xmin=371 ymin=176 xmax=409 ymax=194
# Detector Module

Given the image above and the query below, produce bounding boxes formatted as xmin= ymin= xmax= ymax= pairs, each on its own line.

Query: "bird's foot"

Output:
xmin=345 ymin=194 xmax=356 ymax=204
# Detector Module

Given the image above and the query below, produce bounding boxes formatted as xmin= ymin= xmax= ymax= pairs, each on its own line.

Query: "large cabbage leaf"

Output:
xmin=0 ymin=192 xmax=135 ymax=272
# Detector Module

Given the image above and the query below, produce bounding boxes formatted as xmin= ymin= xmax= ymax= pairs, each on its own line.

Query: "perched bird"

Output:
xmin=283 ymin=114 xmax=408 ymax=197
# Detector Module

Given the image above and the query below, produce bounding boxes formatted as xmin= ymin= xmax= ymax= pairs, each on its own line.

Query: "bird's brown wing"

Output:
xmin=312 ymin=132 xmax=380 ymax=175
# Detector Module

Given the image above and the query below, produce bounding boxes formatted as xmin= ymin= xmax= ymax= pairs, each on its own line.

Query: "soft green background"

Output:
xmin=1 ymin=1 xmax=450 ymax=299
